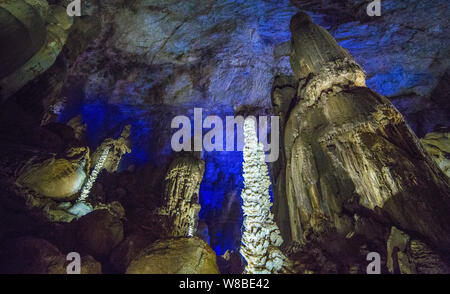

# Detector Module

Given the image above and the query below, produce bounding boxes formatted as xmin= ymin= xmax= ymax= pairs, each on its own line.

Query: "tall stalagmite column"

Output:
xmin=273 ymin=12 xmax=450 ymax=254
xmin=240 ymin=118 xmax=292 ymax=274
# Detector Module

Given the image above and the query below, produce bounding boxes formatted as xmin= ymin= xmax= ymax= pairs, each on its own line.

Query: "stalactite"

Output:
xmin=240 ymin=118 xmax=292 ymax=274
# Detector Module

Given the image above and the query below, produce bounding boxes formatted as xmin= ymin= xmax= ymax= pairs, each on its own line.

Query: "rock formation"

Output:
xmin=90 ymin=124 xmax=132 ymax=174
xmin=240 ymin=118 xmax=292 ymax=274
xmin=0 ymin=0 xmax=73 ymax=100
xmin=272 ymin=12 xmax=450 ymax=272
xmin=421 ymin=131 xmax=450 ymax=177
xmin=126 ymin=237 xmax=219 ymax=274
xmin=158 ymin=154 xmax=205 ymax=237
xmin=69 ymin=125 xmax=132 ymax=216
xmin=387 ymin=226 xmax=449 ymax=274
xmin=66 ymin=115 xmax=87 ymax=141
xmin=0 ymin=0 xmax=448 ymax=275
xmin=16 ymin=147 xmax=89 ymax=199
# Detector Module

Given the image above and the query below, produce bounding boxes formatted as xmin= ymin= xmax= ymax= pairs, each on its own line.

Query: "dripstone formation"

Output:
xmin=240 ymin=118 xmax=292 ymax=274
xmin=158 ymin=154 xmax=205 ymax=237
xmin=272 ymin=12 xmax=450 ymax=273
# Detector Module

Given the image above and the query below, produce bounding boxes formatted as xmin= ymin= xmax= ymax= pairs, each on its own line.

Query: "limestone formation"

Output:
xmin=69 ymin=125 xmax=131 ymax=217
xmin=0 ymin=0 xmax=47 ymax=79
xmin=158 ymin=154 xmax=204 ymax=237
xmin=91 ymin=124 xmax=132 ymax=174
xmin=273 ymin=12 xmax=450 ymax=257
xmin=240 ymin=118 xmax=292 ymax=274
xmin=126 ymin=237 xmax=219 ymax=274
xmin=16 ymin=147 xmax=89 ymax=199
xmin=66 ymin=115 xmax=87 ymax=141
xmin=387 ymin=226 xmax=449 ymax=274
xmin=75 ymin=209 xmax=124 ymax=261
xmin=421 ymin=131 xmax=450 ymax=177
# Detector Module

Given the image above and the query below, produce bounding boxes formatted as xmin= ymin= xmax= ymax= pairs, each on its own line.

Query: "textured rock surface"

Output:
xmin=67 ymin=0 xmax=296 ymax=109
xmin=109 ymin=234 xmax=153 ymax=273
xmin=126 ymin=237 xmax=219 ymax=274
xmin=16 ymin=147 xmax=89 ymax=199
xmin=421 ymin=131 xmax=450 ymax=177
xmin=240 ymin=118 xmax=292 ymax=274
xmin=75 ymin=209 xmax=124 ymax=261
xmin=158 ymin=154 xmax=204 ymax=237
xmin=273 ymin=12 xmax=450 ymax=272
xmin=0 ymin=0 xmax=449 ymax=274
xmin=0 ymin=0 xmax=47 ymax=79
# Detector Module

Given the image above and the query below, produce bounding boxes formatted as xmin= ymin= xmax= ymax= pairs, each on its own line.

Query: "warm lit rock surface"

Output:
xmin=273 ymin=12 xmax=450 ymax=273
xmin=16 ymin=148 xmax=89 ymax=199
xmin=126 ymin=237 xmax=219 ymax=274
xmin=0 ymin=0 xmax=47 ymax=79
xmin=0 ymin=0 xmax=449 ymax=274
xmin=0 ymin=0 xmax=74 ymax=100
xmin=387 ymin=226 xmax=449 ymax=274
xmin=158 ymin=154 xmax=204 ymax=237
xmin=421 ymin=131 xmax=450 ymax=177
xmin=292 ymin=0 xmax=450 ymax=137
xmin=109 ymin=234 xmax=153 ymax=273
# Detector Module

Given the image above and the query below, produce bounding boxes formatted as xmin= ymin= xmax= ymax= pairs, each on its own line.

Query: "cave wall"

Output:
xmin=0 ymin=0 xmax=448 ymax=273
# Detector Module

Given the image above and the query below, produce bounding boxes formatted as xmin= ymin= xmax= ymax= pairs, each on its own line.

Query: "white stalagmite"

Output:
xmin=78 ymin=146 xmax=111 ymax=202
xmin=68 ymin=146 xmax=111 ymax=217
xmin=68 ymin=125 xmax=131 ymax=217
xmin=240 ymin=118 xmax=292 ymax=274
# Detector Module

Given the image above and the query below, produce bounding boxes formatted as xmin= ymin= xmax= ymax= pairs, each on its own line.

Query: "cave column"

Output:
xmin=272 ymin=12 xmax=450 ymax=253
xmin=240 ymin=118 xmax=292 ymax=274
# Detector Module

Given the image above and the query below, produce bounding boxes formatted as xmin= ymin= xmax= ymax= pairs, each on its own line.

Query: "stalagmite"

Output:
xmin=69 ymin=125 xmax=132 ymax=217
xmin=158 ymin=154 xmax=205 ymax=237
xmin=78 ymin=146 xmax=111 ymax=203
xmin=240 ymin=118 xmax=292 ymax=274
xmin=272 ymin=12 xmax=450 ymax=255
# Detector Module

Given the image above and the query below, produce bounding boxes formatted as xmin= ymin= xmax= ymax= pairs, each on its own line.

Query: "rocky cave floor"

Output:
xmin=0 ymin=0 xmax=449 ymax=274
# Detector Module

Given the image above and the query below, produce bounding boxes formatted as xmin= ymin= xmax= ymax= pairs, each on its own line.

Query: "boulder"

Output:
xmin=16 ymin=150 xmax=88 ymax=200
xmin=0 ymin=2 xmax=73 ymax=99
xmin=386 ymin=226 xmax=449 ymax=274
xmin=0 ymin=0 xmax=47 ymax=79
xmin=421 ymin=131 xmax=450 ymax=177
xmin=75 ymin=209 xmax=124 ymax=261
xmin=126 ymin=237 xmax=219 ymax=274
